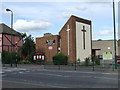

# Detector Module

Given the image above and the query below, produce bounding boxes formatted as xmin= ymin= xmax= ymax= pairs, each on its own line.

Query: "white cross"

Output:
xmin=66 ymin=25 xmax=70 ymax=55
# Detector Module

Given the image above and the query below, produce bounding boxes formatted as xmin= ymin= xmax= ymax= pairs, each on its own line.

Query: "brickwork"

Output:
xmin=36 ymin=35 xmax=59 ymax=62
xmin=118 ymin=39 xmax=120 ymax=55
xmin=92 ymin=40 xmax=119 ymax=58
xmin=0 ymin=23 xmax=23 ymax=52
xmin=36 ymin=15 xmax=92 ymax=63
xmin=59 ymin=16 xmax=76 ymax=63
xmin=59 ymin=15 xmax=91 ymax=63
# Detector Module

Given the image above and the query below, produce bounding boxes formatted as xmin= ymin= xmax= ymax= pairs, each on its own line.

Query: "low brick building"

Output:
xmin=36 ymin=34 xmax=60 ymax=62
xmin=92 ymin=39 xmax=119 ymax=59
xmin=36 ymin=15 xmax=92 ymax=63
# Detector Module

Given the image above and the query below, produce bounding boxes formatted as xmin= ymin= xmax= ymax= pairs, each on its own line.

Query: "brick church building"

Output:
xmin=36 ymin=15 xmax=92 ymax=63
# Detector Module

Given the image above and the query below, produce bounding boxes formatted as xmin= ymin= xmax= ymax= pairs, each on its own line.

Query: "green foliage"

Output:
xmin=2 ymin=51 xmax=10 ymax=64
xmin=36 ymin=61 xmax=44 ymax=65
xmin=98 ymin=39 xmax=102 ymax=41
xmin=19 ymin=60 xmax=33 ymax=64
xmin=91 ymin=56 xmax=101 ymax=65
xmin=77 ymin=58 xmax=81 ymax=65
xmin=2 ymin=51 xmax=20 ymax=64
xmin=53 ymin=53 xmax=68 ymax=65
xmin=94 ymin=57 xmax=100 ymax=65
xmin=19 ymin=33 xmax=35 ymax=61
xmin=84 ymin=57 xmax=91 ymax=66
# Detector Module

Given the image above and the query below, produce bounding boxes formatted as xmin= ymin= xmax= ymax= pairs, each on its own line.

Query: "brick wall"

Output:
xmin=36 ymin=15 xmax=91 ymax=63
xmin=2 ymin=34 xmax=23 ymax=52
xmin=36 ymin=35 xmax=59 ymax=62
xmin=118 ymin=39 xmax=120 ymax=55
xmin=59 ymin=15 xmax=91 ymax=63
xmin=0 ymin=34 xmax=2 ymax=52
xmin=59 ymin=16 xmax=76 ymax=63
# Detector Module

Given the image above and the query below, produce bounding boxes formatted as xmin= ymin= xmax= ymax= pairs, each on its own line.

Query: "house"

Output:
xmin=0 ymin=23 xmax=23 ymax=53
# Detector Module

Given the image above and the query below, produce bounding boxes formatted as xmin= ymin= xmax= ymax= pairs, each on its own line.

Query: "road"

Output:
xmin=2 ymin=67 xmax=119 ymax=88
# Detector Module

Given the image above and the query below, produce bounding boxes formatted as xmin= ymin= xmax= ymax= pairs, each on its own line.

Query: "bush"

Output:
xmin=2 ymin=51 xmax=10 ymax=64
xmin=19 ymin=60 xmax=32 ymax=64
xmin=95 ymin=57 xmax=100 ymax=65
xmin=53 ymin=53 xmax=68 ymax=65
xmin=2 ymin=51 xmax=20 ymax=64
xmin=84 ymin=57 xmax=91 ymax=66
xmin=36 ymin=61 xmax=44 ymax=65
xmin=91 ymin=56 xmax=100 ymax=65
xmin=11 ymin=52 xmax=20 ymax=64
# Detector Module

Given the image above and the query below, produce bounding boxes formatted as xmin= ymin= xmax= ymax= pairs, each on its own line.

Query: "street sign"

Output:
xmin=103 ymin=52 xmax=112 ymax=60
xmin=46 ymin=40 xmax=55 ymax=45
xmin=48 ymin=46 xmax=53 ymax=50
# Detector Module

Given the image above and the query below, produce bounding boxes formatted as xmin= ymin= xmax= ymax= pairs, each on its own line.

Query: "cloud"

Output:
xmin=2 ymin=2 xmax=118 ymax=40
xmin=98 ymin=30 xmax=113 ymax=36
xmin=57 ymin=12 xmax=74 ymax=19
xmin=13 ymin=19 xmax=53 ymax=32
xmin=61 ymin=12 xmax=73 ymax=18
xmin=93 ymin=30 xmax=114 ymax=40
xmin=75 ymin=5 xmax=88 ymax=11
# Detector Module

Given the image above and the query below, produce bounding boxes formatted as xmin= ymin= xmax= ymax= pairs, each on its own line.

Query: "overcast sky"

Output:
xmin=1 ymin=0 xmax=119 ymax=41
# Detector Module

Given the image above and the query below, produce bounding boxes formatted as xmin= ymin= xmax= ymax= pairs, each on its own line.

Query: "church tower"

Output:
xmin=59 ymin=15 xmax=92 ymax=63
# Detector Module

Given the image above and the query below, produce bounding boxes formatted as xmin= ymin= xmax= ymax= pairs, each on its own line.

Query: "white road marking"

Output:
xmin=78 ymin=76 xmax=92 ymax=78
xmin=42 ymin=73 xmax=118 ymax=81
xmin=94 ymin=76 xmax=118 ymax=80
xmin=4 ymin=70 xmax=12 ymax=72
xmin=26 ymin=71 xmax=30 ymax=72
xmin=47 ymin=74 xmax=63 ymax=77
xmin=0 ymin=71 xmax=4 ymax=74
xmin=19 ymin=72 xmax=23 ymax=73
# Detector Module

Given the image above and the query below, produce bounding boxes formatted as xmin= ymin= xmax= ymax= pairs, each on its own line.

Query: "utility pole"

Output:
xmin=113 ymin=0 xmax=117 ymax=69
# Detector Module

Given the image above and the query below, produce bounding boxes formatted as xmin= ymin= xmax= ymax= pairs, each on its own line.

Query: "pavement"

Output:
xmin=3 ymin=64 xmax=119 ymax=73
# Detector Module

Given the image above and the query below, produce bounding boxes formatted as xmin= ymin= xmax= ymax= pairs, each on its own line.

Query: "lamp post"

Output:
xmin=112 ymin=0 xmax=117 ymax=69
xmin=6 ymin=8 xmax=13 ymax=67
xmin=15 ymin=42 xmax=18 ymax=67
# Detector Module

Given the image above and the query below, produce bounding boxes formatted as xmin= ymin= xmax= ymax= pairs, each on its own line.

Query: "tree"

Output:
xmin=53 ymin=53 xmax=68 ymax=65
xmin=19 ymin=33 xmax=35 ymax=61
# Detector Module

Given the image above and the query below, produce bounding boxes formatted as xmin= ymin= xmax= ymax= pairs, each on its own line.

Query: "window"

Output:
xmin=42 ymin=56 xmax=44 ymax=60
xmin=37 ymin=55 xmax=39 ymax=59
xmin=39 ymin=55 xmax=41 ymax=59
xmin=34 ymin=56 xmax=36 ymax=60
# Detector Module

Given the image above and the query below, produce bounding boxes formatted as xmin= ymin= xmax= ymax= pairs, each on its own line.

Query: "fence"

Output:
xmin=2 ymin=60 xmax=119 ymax=72
xmin=43 ymin=60 xmax=118 ymax=72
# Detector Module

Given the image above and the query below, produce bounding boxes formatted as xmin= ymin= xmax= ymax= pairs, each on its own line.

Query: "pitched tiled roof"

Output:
xmin=0 ymin=23 xmax=22 ymax=36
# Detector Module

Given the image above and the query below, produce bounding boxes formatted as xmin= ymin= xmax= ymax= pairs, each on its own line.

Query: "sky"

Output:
xmin=1 ymin=0 xmax=119 ymax=41
xmin=118 ymin=1 xmax=120 ymax=39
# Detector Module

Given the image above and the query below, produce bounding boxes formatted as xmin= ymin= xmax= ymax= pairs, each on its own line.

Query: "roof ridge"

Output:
xmin=0 ymin=23 xmax=21 ymax=36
